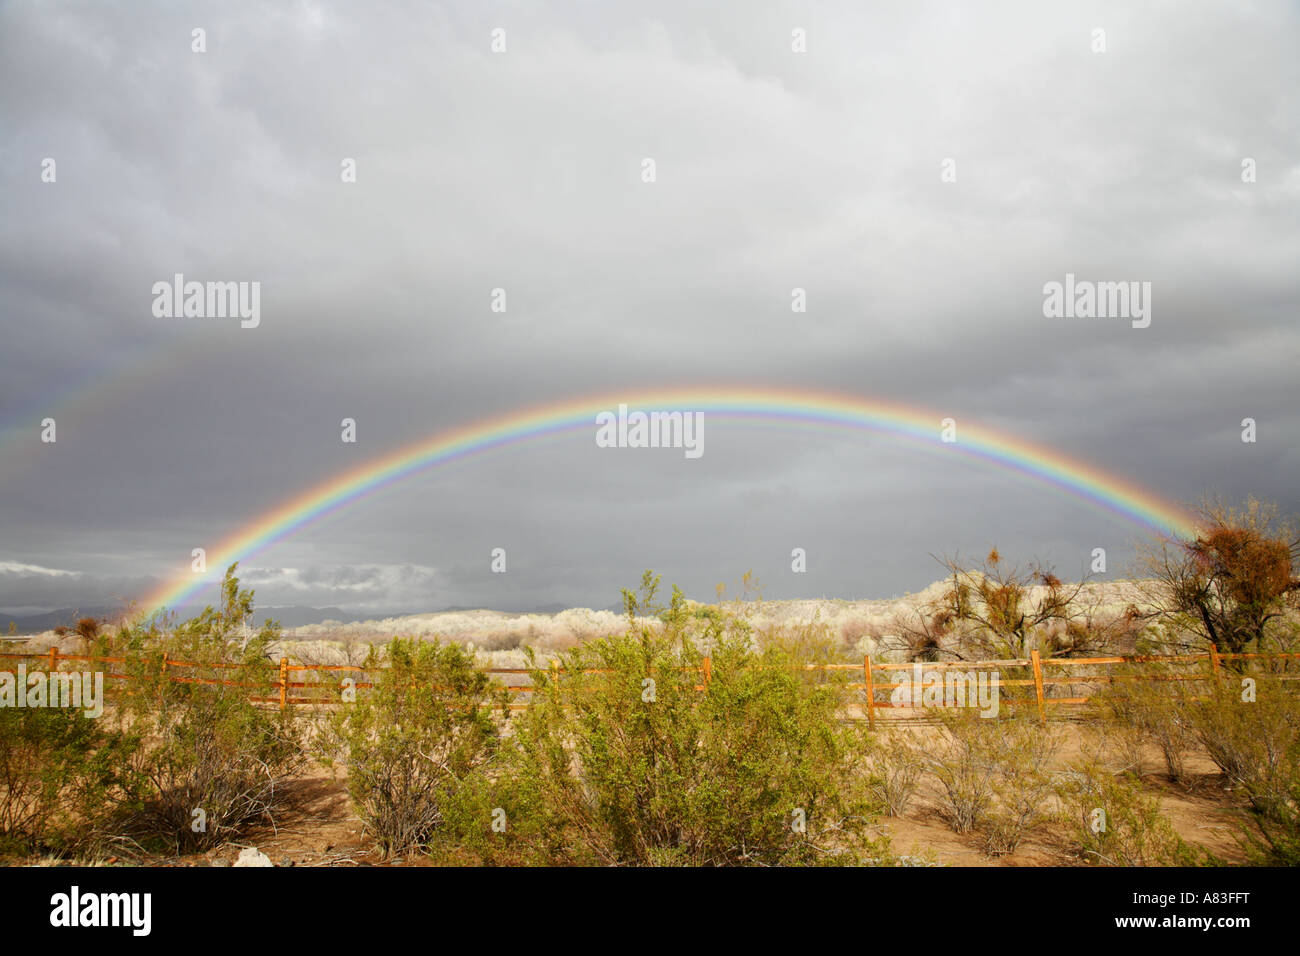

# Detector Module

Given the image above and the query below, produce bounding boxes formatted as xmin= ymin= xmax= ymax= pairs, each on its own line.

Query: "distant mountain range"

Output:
xmin=0 ymin=602 xmax=599 ymax=635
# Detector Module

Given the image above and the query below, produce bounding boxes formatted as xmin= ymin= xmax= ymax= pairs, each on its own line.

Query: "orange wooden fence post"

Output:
xmin=863 ymin=655 xmax=876 ymax=729
xmin=702 ymin=655 xmax=712 ymax=689
xmin=48 ymin=646 xmax=58 ymax=674
xmin=1030 ymin=650 xmax=1046 ymax=723
xmin=1208 ymin=643 xmax=1223 ymax=684
xmin=160 ymin=651 xmax=169 ymax=701
xmin=279 ymin=657 xmax=289 ymax=711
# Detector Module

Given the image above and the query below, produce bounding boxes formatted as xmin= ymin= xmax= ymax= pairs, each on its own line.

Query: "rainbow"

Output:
xmin=141 ymin=385 xmax=1200 ymax=614
xmin=0 ymin=343 xmax=205 ymax=483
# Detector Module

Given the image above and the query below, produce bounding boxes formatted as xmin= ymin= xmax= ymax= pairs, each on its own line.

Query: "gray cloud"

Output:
xmin=1 ymin=1 xmax=1297 ymax=614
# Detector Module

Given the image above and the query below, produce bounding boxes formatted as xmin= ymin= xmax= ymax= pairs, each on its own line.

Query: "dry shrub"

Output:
xmin=926 ymin=712 xmax=999 ymax=833
xmin=838 ymin=616 xmax=878 ymax=650
xmin=1182 ymin=676 xmax=1300 ymax=863
xmin=926 ymin=710 xmax=1059 ymax=855
xmin=866 ymin=732 xmax=924 ymax=817
xmin=474 ymin=629 xmax=524 ymax=652
xmin=1099 ymin=663 xmax=1200 ymax=783
xmin=1183 ymin=676 xmax=1299 ymax=822
xmin=981 ymin=725 xmax=1060 ymax=856
xmin=117 ymin=675 xmax=304 ymax=854
xmin=1056 ymin=761 xmax=1192 ymax=866
xmin=1140 ymin=495 xmax=1299 ymax=656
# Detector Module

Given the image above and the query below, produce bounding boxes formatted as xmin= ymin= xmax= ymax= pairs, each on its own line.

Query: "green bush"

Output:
xmin=1181 ymin=676 xmax=1299 ymax=862
xmin=479 ymin=572 xmax=888 ymax=866
xmin=1056 ymin=760 xmax=1193 ymax=866
xmin=320 ymin=637 xmax=505 ymax=859
xmin=1184 ymin=677 xmax=1299 ymax=819
xmin=1241 ymin=781 xmax=1300 ymax=865
xmin=0 ymin=703 xmax=138 ymax=857
xmin=110 ymin=565 xmax=306 ymax=854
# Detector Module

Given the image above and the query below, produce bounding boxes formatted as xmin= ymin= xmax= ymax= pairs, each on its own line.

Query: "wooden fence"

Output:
xmin=2 ymin=645 xmax=1296 ymax=725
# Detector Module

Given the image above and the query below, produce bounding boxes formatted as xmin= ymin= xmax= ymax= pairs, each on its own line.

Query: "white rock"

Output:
xmin=233 ymin=847 xmax=274 ymax=868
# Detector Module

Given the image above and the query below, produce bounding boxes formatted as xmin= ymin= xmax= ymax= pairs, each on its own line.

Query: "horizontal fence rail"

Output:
xmin=2 ymin=645 xmax=1297 ymax=725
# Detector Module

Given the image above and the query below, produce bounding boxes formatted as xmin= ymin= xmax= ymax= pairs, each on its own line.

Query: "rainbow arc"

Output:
xmin=141 ymin=386 xmax=1200 ymax=614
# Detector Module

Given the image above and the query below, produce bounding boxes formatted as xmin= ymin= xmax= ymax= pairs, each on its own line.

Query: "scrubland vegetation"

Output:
xmin=2 ymin=496 xmax=1297 ymax=866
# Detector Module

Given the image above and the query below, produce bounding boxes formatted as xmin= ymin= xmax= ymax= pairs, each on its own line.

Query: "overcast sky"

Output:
xmin=1 ymin=0 xmax=1297 ymax=616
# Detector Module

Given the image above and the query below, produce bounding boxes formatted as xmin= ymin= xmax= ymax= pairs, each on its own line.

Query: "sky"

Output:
xmin=1 ymin=0 xmax=1297 ymax=617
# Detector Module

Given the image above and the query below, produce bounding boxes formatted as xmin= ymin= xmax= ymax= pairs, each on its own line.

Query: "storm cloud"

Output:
xmin=1 ymin=1 xmax=1297 ymax=616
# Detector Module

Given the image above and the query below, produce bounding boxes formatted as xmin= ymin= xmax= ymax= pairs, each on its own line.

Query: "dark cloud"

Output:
xmin=1 ymin=1 xmax=1296 ymax=614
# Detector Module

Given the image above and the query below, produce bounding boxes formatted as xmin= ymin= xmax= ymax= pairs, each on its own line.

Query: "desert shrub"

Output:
xmin=927 ymin=710 xmax=1007 ymax=833
xmin=475 ymin=629 xmax=524 ymax=652
xmin=1099 ymin=664 xmax=1200 ymax=783
xmin=1089 ymin=714 xmax=1148 ymax=781
xmin=320 ymin=637 xmax=505 ymax=858
xmin=1056 ymin=760 xmax=1193 ymax=866
xmin=927 ymin=725 xmax=996 ymax=833
xmin=1192 ymin=678 xmax=1299 ymax=818
xmin=927 ymin=710 xmax=1059 ymax=853
xmin=866 ymin=732 xmax=924 ymax=818
xmin=886 ymin=605 xmax=960 ymax=662
xmin=756 ymin=616 xmax=860 ymax=706
xmin=758 ymin=614 xmax=847 ymax=662
xmin=1181 ymin=676 xmax=1299 ymax=859
xmin=110 ymin=566 xmax=306 ymax=854
xmin=933 ymin=550 xmax=1090 ymax=660
xmin=1140 ymin=496 xmax=1299 ymax=657
xmin=0 ymin=702 xmax=138 ymax=857
xmin=982 ymin=721 xmax=1060 ymax=856
xmin=483 ymin=572 xmax=888 ymax=866
xmin=1240 ymin=779 xmax=1300 ymax=865
xmin=838 ymin=616 xmax=878 ymax=651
